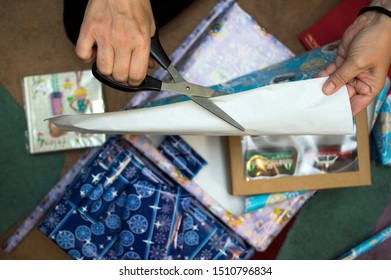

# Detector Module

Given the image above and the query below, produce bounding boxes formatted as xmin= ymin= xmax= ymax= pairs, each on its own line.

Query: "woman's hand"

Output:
xmin=75 ymin=0 xmax=156 ymax=85
xmin=318 ymin=0 xmax=391 ymax=116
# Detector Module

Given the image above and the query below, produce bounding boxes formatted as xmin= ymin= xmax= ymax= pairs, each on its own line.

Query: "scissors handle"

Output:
xmin=91 ymin=62 xmax=162 ymax=92
xmin=91 ymin=26 xmax=173 ymax=92
xmin=150 ymin=28 xmax=171 ymax=70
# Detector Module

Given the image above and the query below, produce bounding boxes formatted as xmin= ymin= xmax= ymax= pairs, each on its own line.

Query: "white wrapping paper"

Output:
xmin=49 ymin=77 xmax=354 ymax=136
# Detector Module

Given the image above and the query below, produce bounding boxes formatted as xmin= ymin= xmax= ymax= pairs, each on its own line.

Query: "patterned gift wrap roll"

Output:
xmin=372 ymin=79 xmax=391 ymax=165
xmin=245 ymin=191 xmax=309 ymax=212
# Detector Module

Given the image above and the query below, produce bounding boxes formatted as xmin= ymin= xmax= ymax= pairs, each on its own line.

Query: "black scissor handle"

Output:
xmin=92 ymin=62 xmax=162 ymax=92
xmin=91 ymin=25 xmax=171 ymax=92
xmin=150 ymin=28 xmax=171 ymax=70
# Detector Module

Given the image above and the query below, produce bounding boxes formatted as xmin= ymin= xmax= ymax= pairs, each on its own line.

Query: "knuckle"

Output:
xmin=128 ymin=70 xmax=145 ymax=86
xmin=138 ymin=33 xmax=150 ymax=47
xmin=130 ymin=31 xmax=150 ymax=49
xmin=113 ymin=32 xmax=130 ymax=46
xmin=351 ymin=58 xmax=367 ymax=71
xmin=112 ymin=71 xmax=128 ymax=83
xmin=370 ymin=84 xmax=382 ymax=96
xmin=331 ymin=72 xmax=347 ymax=85
xmin=97 ymin=63 xmax=112 ymax=77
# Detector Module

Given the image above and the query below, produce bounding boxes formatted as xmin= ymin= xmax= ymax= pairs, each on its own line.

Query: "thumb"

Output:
xmin=322 ymin=59 xmax=362 ymax=95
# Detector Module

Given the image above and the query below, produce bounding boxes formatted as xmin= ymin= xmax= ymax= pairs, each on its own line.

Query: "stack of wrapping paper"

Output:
xmin=39 ymin=137 xmax=253 ymax=260
xmin=37 ymin=0 xmax=317 ymax=255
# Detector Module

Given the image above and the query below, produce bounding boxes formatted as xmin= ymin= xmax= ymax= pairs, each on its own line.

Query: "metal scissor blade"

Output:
xmin=161 ymin=81 xmax=229 ymax=98
xmin=189 ymin=96 xmax=245 ymax=131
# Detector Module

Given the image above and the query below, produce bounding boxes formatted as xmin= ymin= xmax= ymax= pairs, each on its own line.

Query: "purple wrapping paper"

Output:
xmin=129 ymin=0 xmax=293 ymax=107
xmin=39 ymin=137 xmax=253 ymax=260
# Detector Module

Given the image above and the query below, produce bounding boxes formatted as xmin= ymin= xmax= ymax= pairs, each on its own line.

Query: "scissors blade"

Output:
xmin=188 ymin=96 xmax=245 ymax=131
xmin=161 ymin=65 xmax=243 ymax=130
xmin=161 ymin=81 xmax=227 ymax=98
xmin=165 ymin=65 xmax=228 ymax=97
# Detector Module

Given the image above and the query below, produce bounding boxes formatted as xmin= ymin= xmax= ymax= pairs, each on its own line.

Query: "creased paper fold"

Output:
xmin=49 ymin=77 xmax=353 ymax=136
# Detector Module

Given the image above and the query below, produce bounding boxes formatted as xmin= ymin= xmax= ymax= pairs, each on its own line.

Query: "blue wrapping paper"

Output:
xmin=39 ymin=137 xmax=253 ymax=260
xmin=157 ymin=135 xmax=207 ymax=180
xmin=174 ymin=199 xmax=251 ymax=260
xmin=372 ymin=80 xmax=391 ymax=165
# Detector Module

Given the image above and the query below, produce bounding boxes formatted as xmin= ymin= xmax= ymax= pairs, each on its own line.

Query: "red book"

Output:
xmin=299 ymin=0 xmax=369 ymax=50
xmin=299 ymin=0 xmax=391 ymax=82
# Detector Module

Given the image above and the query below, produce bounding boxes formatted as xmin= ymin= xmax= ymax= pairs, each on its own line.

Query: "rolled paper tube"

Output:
xmin=338 ymin=225 xmax=391 ymax=260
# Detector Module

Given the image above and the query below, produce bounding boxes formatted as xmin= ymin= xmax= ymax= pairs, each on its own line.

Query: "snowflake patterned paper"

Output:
xmin=39 ymin=137 xmax=253 ymax=260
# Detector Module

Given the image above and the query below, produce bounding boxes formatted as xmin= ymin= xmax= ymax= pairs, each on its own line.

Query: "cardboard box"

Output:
xmin=227 ymin=110 xmax=371 ymax=195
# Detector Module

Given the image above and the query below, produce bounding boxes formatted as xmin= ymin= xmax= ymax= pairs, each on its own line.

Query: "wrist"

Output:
xmin=358 ymin=4 xmax=391 ymax=28
xmin=370 ymin=0 xmax=391 ymax=10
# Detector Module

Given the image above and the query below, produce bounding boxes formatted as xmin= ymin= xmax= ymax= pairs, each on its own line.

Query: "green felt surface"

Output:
xmin=277 ymin=163 xmax=391 ymax=259
xmin=0 ymin=86 xmax=63 ymax=234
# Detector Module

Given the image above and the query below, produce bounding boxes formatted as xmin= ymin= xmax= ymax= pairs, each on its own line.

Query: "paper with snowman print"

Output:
xmin=22 ymin=70 xmax=106 ymax=153
xmin=48 ymin=77 xmax=353 ymax=136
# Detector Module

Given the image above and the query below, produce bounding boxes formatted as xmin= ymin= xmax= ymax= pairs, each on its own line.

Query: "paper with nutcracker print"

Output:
xmin=39 ymin=137 xmax=254 ymax=260
xmin=22 ymin=70 xmax=105 ymax=153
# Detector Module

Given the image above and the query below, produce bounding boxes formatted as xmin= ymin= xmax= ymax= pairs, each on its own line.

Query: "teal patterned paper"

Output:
xmin=339 ymin=224 xmax=391 ymax=260
xmin=371 ymin=79 xmax=391 ymax=165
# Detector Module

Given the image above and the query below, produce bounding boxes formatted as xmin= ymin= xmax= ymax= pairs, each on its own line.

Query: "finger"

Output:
xmin=316 ymin=62 xmax=337 ymax=78
xmin=96 ymin=43 xmax=115 ymax=77
xmin=75 ymin=29 xmax=96 ymax=63
xmin=128 ymin=44 xmax=150 ymax=86
xmin=148 ymin=57 xmax=155 ymax=69
xmin=350 ymin=93 xmax=374 ymax=116
xmin=90 ymin=46 xmax=97 ymax=62
xmin=354 ymin=79 xmax=372 ymax=95
xmin=322 ymin=58 xmax=363 ymax=95
xmin=346 ymin=83 xmax=357 ymax=98
xmin=112 ymin=47 xmax=131 ymax=83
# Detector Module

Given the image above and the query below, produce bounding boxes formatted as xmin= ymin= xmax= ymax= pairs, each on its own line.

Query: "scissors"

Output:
xmin=91 ymin=30 xmax=245 ymax=132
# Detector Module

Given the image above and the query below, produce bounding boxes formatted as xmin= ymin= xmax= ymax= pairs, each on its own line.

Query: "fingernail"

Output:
xmin=323 ymin=81 xmax=336 ymax=95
